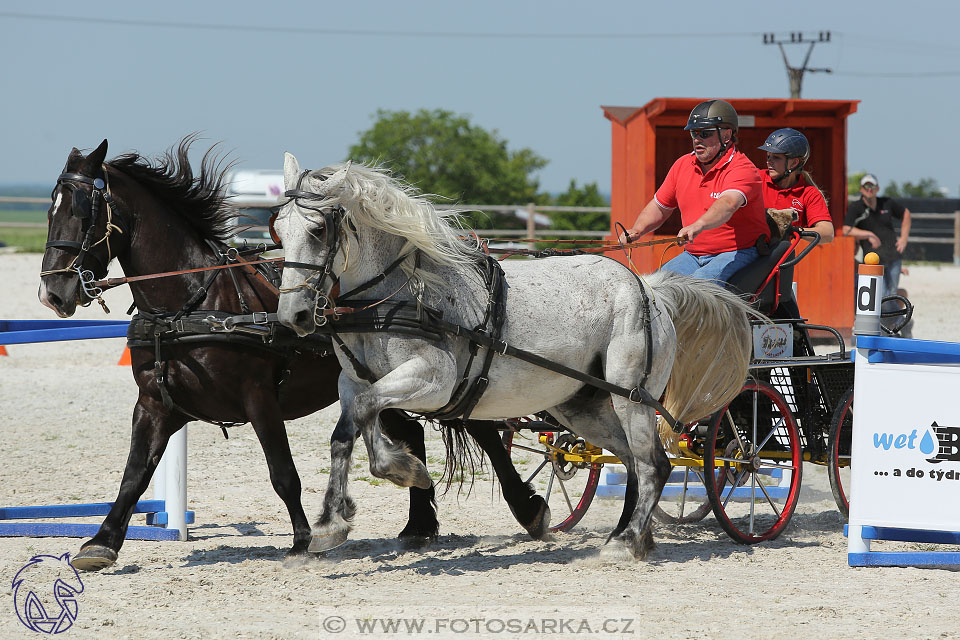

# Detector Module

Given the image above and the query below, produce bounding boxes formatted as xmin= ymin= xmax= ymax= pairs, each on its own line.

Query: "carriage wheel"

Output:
xmin=503 ymin=430 xmax=601 ymax=532
xmin=703 ymin=380 xmax=803 ymax=544
xmin=653 ymin=464 xmax=712 ymax=525
xmin=827 ymin=387 xmax=854 ymax=519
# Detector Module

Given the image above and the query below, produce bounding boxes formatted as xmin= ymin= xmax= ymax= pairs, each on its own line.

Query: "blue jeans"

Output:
xmin=881 ymin=259 xmax=906 ymax=334
xmin=661 ymin=247 xmax=760 ymax=289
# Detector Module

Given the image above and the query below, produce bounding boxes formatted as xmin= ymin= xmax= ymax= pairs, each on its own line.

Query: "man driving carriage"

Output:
xmin=620 ymin=99 xmax=769 ymax=288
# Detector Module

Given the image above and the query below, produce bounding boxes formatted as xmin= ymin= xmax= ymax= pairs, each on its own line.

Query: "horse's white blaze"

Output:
xmin=52 ymin=192 xmax=62 ymax=217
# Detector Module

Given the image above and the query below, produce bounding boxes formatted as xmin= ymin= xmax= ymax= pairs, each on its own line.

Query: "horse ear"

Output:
xmin=63 ymin=147 xmax=83 ymax=172
xmin=283 ymin=152 xmax=300 ymax=188
xmin=80 ymin=139 xmax=109 ymax=175
xmin=316 ymin=163 xmax=350 ymax=196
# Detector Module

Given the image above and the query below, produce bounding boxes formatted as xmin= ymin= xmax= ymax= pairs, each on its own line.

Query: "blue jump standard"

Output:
xmin=0 ymin=319 xmax=129 ymax=345
xmin=0 ymin=501 xmax=194 ymax=541
xmin=598 ymin=467 xmax=788 ymax=500
xmin=845 ymin=526 xmax=960 ymax=567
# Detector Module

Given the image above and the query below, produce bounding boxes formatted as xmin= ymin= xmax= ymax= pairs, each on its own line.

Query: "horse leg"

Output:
xmin=380 ymin=409 xmax=439 ymax=544
xmin=309 ymin=410 xmax=358 ymax=552
xmin=72 ymin=396 xmax=185 ymax=571
xmin=463 ymin=420 xmax=551 ymax=539
xmin=548 ymin=390 xmax=663 ymax=559
xmin=602 ymin=400 xmax=670 ymax=561
xmin=350 ymin=362 xmax=454 ymax=490
xmin=242 ymin=392 xmax=313 ymax=566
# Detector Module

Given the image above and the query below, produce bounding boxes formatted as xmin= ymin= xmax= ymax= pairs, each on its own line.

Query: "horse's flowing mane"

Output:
xmin=307 ymin=163 xmax=480 ymax=271
xmin=108 ymin=135 xmax=238 ymax=243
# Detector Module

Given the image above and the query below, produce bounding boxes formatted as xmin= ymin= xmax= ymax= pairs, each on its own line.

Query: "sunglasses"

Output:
xmin=689 ymin=129 xmax=717 ymax=140
xmin=862 ymin=184 xmax=878 ymax=191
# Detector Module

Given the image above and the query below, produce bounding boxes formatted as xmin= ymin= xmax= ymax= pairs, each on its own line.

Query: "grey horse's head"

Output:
xmin=275 ymin=152 xmax=348 ymax=336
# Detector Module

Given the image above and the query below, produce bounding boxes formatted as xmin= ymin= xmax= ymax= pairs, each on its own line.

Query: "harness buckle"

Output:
xmin=205 ymin=314 xmax=226 ymax=332
xmin=252 ymin=311 xmax=269 ymax=325
xmin=175 ymin=319 xmax=185 ymax=333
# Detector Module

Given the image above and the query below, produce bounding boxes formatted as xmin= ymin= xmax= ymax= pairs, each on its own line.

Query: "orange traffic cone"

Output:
xmin=0 ymin=345 xmax=7 ymax=356
xmin=117 ymin=347 xmax=131 ymax=366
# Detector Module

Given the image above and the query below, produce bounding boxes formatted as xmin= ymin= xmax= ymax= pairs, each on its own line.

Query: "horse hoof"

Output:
xmin=412 ymin=470 xmax=433 ymax=490
xmin=524 ymin=502 xmax=552 ymax=540
xmin=308 ymin=530 xmax=349 ymax=553
xmin=399 ymin=534 xmax=434 ymax=550
xmin=71 ymin=545 xmax=118 ymax=572
xmin=282 ymin=551 xmax=320 ymax=569
xmin=598 ymin=542 xmax=635 ymax=563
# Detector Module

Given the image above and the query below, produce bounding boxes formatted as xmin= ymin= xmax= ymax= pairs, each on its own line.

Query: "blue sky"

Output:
xmin=2 ymin=1 xmax=959 ymax=197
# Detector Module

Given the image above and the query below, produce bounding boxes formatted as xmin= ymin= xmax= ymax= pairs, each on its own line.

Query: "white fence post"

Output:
xmin=162 ymin=427 xmax=188 ymax=540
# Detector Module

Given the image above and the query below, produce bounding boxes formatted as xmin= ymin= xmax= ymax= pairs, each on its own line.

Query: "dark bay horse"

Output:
xmin=38 ymin=138 xmax=548 ymax=571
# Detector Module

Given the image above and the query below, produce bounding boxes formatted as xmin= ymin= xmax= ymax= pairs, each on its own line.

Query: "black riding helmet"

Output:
xmin=684 ymin=99 xmax=739 ymax=133
xmin=685 ymin=99 xmax=739 ymax=164
xmin=758 ymin=128 xmax=810 ymax=184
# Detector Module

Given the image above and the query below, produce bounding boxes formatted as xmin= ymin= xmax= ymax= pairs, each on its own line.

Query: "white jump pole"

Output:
xmin=162 ymin=427 xmax=188 ymax=540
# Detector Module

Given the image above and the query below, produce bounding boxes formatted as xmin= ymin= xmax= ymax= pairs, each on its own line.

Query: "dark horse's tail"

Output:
xmin=437 ymin=420 xmax=489 ymax=496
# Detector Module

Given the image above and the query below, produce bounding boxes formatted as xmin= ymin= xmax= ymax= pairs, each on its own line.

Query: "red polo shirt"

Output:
xmin=655 ymin=147 xmax=767 ymax=256
xmin=760 ymin=172 xmax=832 ymax=228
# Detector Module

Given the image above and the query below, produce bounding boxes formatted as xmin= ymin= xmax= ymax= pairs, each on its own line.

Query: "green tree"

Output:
xmin=849 ymin=172 xmax=945 ymax=198
xmin=884 ymin=178 xmax=944 ymax=198
xmin=349 ymin=109 xmax=548 ymax=228
xmin=848 ymin=171 xmax=867 ymax=197
xmin=548 ymin=180 xmax=610 ymax=232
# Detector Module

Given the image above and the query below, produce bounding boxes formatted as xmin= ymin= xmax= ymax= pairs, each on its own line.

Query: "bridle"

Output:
xmin=41 ymin=166 xmax=126 ymax=309
xmin=277 ymin=169 xmax=418 ymax=329
xmin=277 ymin=169 xmax=345 ymax=327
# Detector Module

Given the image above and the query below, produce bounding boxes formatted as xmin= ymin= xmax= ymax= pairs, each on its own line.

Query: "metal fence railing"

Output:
xmin=4 ymin=196 xmax=959 ymax=264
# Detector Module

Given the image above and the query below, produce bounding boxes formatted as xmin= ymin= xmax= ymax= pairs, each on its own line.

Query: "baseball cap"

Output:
xmin=860 ymin=173 xmax=879 ymax=187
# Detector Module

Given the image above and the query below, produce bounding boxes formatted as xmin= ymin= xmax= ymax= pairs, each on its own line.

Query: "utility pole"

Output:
xmin=762 ymin=31 xmax=833 ymax=98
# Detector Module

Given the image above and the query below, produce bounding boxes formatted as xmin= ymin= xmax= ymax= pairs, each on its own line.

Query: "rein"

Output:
xmin=91 ymin=254 xmax=285 ymax=291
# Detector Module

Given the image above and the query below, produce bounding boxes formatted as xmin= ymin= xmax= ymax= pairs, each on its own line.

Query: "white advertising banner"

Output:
xmin=849 ymin=360 xmax=960 ymax=532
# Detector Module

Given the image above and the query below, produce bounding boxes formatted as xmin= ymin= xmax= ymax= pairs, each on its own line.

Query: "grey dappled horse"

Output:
xmin=275 ymin=156 xmax=755 ymax=559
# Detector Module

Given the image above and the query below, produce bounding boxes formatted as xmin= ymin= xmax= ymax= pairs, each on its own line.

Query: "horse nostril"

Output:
xmin=47 ymin=292 xmax=63 ymax=309
xmin=293 ymin=309 xmax=313 ymax=329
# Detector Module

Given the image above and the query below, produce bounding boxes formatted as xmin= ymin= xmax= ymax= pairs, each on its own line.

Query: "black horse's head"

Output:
xmin=39 ymin=140 xmax=123 ymax=316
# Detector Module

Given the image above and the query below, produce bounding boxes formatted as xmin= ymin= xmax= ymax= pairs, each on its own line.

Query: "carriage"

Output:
xmin=501 ymin=228 xmax=913 ymax=544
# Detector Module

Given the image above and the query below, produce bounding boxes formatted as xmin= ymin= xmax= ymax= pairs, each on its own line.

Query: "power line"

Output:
xmin=0 ymin=11 xmax=757 ymax=40
xmin=833 ymin=70 xmax=960 ymax=78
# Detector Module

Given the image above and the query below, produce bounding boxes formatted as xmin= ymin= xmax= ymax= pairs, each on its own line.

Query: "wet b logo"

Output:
xmin=926 ymin=422 xmax=960 ymax=463
xmin=12 ymin=553 xmax=84 ymax=634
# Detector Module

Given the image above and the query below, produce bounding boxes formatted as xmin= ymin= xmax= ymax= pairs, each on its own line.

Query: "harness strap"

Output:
xmin=428 ymin=316 xmax=680 ymax=431
xmin=422 ymin=255 xmax=506 ymax=421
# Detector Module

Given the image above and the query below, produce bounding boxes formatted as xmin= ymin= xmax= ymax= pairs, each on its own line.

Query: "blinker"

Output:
xmin=72 ymin=188 xmax=91 ymax=219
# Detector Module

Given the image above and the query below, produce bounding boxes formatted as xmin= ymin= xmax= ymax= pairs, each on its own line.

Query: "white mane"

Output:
xmin=303 ymin=163 xmax=481 ymax=273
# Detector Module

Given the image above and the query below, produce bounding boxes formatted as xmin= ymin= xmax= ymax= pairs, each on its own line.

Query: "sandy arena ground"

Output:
xmin=1 ymin=252 xmax=959 ymax=639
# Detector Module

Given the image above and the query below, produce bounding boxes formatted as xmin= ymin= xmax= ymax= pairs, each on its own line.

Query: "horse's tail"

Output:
xmin=437 ymin=420 xmax=486 ymax=496
xmin=645 ymin=271 xmax=760 ymax=425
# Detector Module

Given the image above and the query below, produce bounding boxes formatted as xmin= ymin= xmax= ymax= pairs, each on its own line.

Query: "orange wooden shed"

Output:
xmin=602 ymin=97 xmax=860 ymax=334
